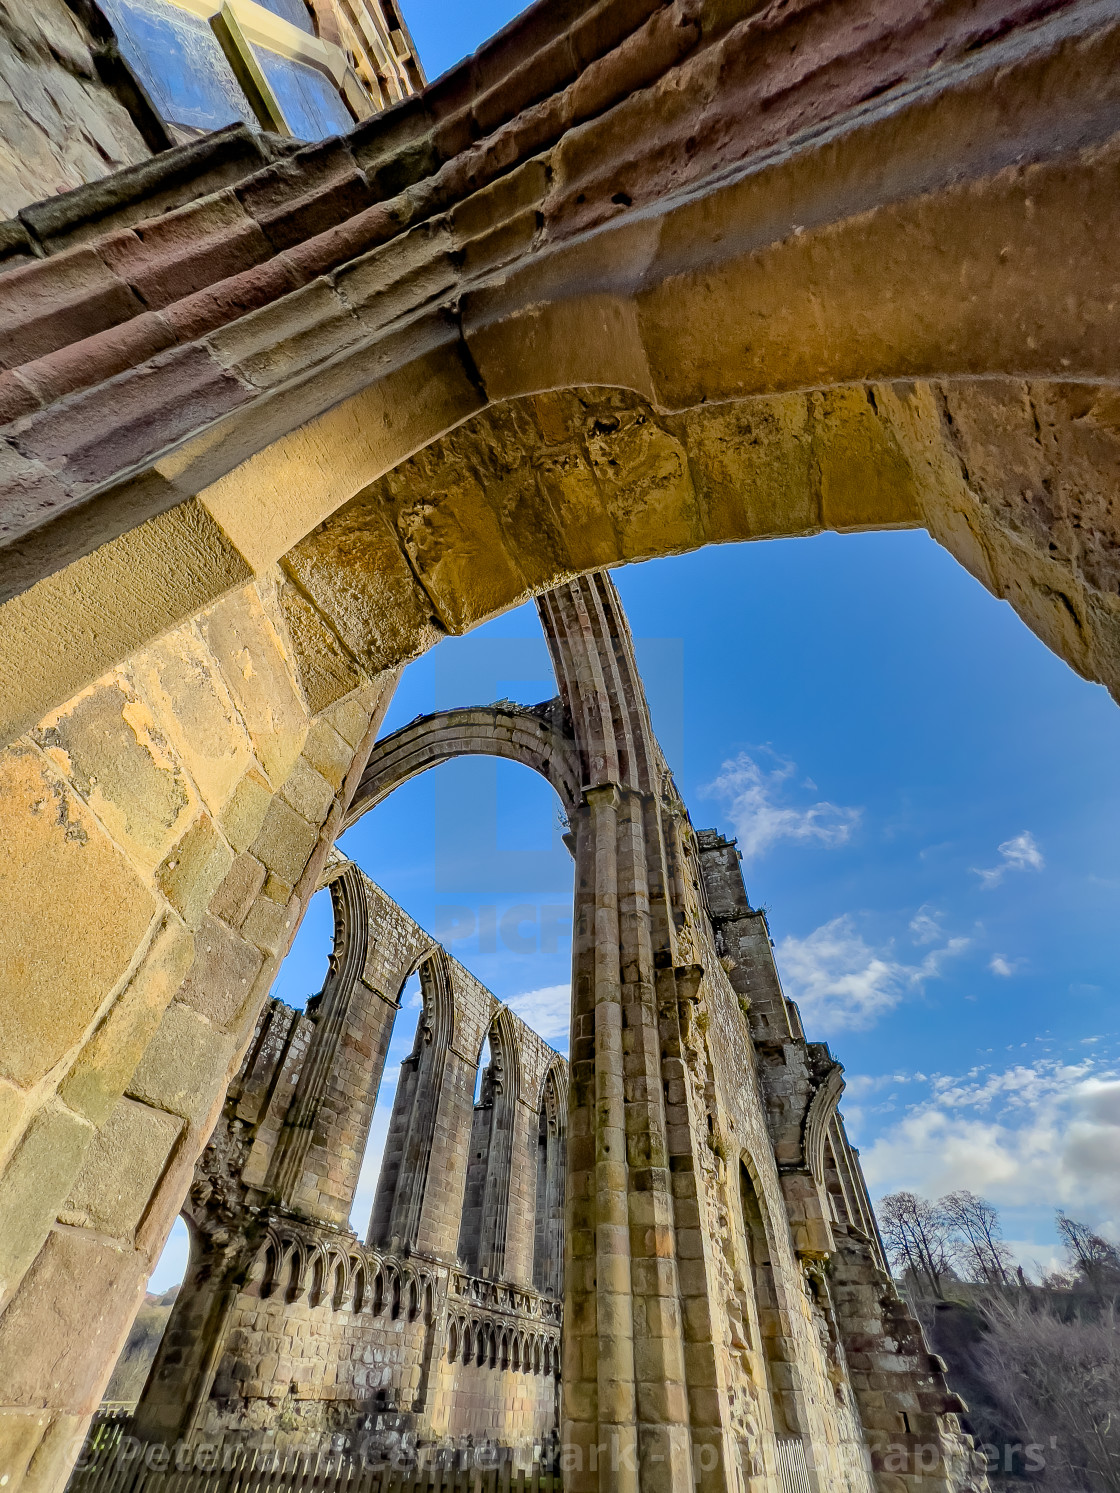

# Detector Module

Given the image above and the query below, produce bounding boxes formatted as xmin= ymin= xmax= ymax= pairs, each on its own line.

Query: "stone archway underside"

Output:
xmin=344 ymin=701 xmax=581 ymax=826
xmin=2 ymin=0 xmax=1120 ymax=1485
xmin=2 ymin=0 xmax=1120 ymax=739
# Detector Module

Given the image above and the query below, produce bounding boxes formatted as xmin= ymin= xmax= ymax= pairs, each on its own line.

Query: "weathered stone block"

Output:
xmin=126 ymin=1002 xmax=235 ymax=1122
xmin=323 ymin=696 xmax=371 ymax=750
xmin=61 ymin=1096 xmax=181 ymax=1240
xmin=155 ymin=814 xmax=234 ymax=929
xmin=301 ymin=717 xmax=354 ymax=790
xmin=0 ymin=746 xmax=157 ymax=1089
xmin=33 ymin=674 xmax=197 ymax=875
xmin=175 ymin=914 xmax=264 ymax=1032
xmin=132 ymin=628 xmax=256 ymax=819
xmin=0 ymin=1100 xmax=93 ymax=1310
xmin=220 ymin=769 xmax=273 ymax=854
xmin=199 ymin=585 xmax=309 ymax=787
xmin=280 ymin=758 xmax=336 ymax=827
xmin=252 ymin=794 xmax=319 ymax=886
xmin=210 ymin=851 xmax=268 ymax=928
xmin=0 ymin=1225 xmax=146 ymax=1411
xmin=278 ymin=583 xmax=364 ymax=717
xmin=58 ymin=916 xmax=195 ymax=1127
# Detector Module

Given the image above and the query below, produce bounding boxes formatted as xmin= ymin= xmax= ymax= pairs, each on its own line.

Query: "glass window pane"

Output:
xmin=250 ymin=46 xmax=352 ymax=140
xmin=254 ymin=0 xmax=315 ymax=34
xmin=99 ymin=0 xmax=257 ymax=133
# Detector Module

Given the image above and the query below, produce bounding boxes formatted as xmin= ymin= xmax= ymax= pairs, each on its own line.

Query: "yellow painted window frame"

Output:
xmin=170 ymin=0 xmax=374 ymax=133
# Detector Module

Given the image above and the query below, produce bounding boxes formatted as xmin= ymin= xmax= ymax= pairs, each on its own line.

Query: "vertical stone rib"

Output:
xmin=540 ymin=571 xmax=694 ymax=1493
xmin=368 ymin=949 xmax=454 ymax=1251
xmin=267 ymin=863 xmax=368 ymax=1213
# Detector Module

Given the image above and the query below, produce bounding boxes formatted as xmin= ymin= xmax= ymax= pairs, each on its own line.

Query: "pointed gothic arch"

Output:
xmin=457 ymin=1007 xmax=522 ymax=1280
xmin=533 ymin=1062 xmax=567 ymax=1299
xmin=367 ymin=949 xmax=455 ymax=1252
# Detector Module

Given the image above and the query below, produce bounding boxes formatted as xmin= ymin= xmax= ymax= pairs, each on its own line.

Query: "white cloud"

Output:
xmin=859 ymin=1059 xmax=1120 ymax=1238
xmin=989 ymin=954 xmax=1019 ymax=977
xmin=908 ymin=907 xmax=943 ymax=945
xmin=505 ymin=984 xmax=571 ymax=1047
xmin=776 ymin=916 xmax=969 ymax=1031
xmin=701 ymin=750 xmax=861 ymax=862
xmin=972 ymin=830 xmax=1044 ymax=889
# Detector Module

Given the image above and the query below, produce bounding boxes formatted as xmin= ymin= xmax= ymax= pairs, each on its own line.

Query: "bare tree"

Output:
xmin=1057 ymin=1214 xmax=1120 ymax=1302
xmin=977 ymin=1294 xmax=1120 ymax=1491
xmin=878 ymin=1190 xmax=954 ymax=1298
xmin=941 ymin=1190 xmax=1014 ymax=1286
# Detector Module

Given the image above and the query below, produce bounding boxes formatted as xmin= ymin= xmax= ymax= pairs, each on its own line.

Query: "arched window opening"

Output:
xmin=390 ymin=1272 xmax=401 ymax=1320
xmin=367 ymin=957 xmax=454 ymax=1254
xmin=351 ymin=968 xmax=424 ymax=1241
xmin=458 ymin=1012 xmax=519 ymax=1278
xmin=270 ymin=884 xmax=334 ymax=1011
xmin=352 ymin=1264 xmax=366 ymax=1314
xmin=533 ymin=1067 xmax=566 ymax=1298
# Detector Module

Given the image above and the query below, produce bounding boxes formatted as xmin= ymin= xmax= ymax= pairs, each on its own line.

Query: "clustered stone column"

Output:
xmin=541 ymin=576 xmax=734 ymax=1493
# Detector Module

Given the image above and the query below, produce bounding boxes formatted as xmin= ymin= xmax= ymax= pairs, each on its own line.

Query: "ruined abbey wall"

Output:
xmin=4 ymin=0 xmax=1111 ymax=1482
xmin=133 ymin=863 xmax=564 ymax=1462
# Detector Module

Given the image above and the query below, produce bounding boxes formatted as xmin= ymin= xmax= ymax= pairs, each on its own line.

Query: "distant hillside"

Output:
xmin=101 ymin=1287 xmax=178 ymax=1407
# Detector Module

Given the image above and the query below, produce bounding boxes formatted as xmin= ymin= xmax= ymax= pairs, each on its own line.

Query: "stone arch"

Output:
xmin=256 ymin=1239 xmax=280 ymax=1301
xmin=266 ymin=864 xmax=370 ymax=1213
xmin=457 ymin=1006 xmax=522 ymax=1279
xmin=307 ymin=1251 xmax=327 ymax=1309
xmin=368 ymin=948 xmax=455 ymax=1252
xmin=804 ymin=1065 xmax=846 ymax=1189
xmin=282 ymin=1240 xmax=307 ymax=1303
xmin=352 ymin=1261 xmax=366 ymax=1313
xmin=331 ymin=1257 xmax=348 ymax=1311
xmin=345 ymin=702 xmax=581 ymax=827
xmin=5 ymin=6 xmax=1120 ymax=1471
xmin=532 ymin=1061 xmax=567 ymax=1299
xmin=5 ymin=0 xmax=1120 ymax=746
xmin=372 ymin=1267 xmax=384 ymax=1317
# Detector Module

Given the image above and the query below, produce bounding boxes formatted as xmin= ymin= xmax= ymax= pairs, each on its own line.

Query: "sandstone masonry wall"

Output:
xmin=133 ymin=863 xmax=565 ymax=1462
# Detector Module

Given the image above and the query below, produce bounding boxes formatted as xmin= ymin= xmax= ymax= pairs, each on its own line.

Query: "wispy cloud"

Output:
xmin=972 ymin=830 xmax=1044 ymax=889
xmin=776 ymin=916 xmax=969 ymax=1031
xmin=701 ymin=749 xmax=861 ymax=862
xmin=505 ymin=984 xmax=571 ymax=1048
xmin=908 ymin=907 xmax=944 ymax=945
xmin=989 ymin=954 xmax=1021 ymax=977
xmin=859 ymin=1057 xmax=1120 ymax=1239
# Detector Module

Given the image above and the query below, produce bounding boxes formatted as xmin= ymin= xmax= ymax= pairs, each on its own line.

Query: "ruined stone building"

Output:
xmin=134 ymin=861 xmax=565 ymax=1460
xmin=117 ymin=574 xmax=980 ymax=1493
xmin=0 ymin=0 xmax=1117 ymax=1491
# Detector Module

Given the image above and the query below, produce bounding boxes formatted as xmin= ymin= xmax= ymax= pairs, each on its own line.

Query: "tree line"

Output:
xmin=878 ymin=1188 xmax=1120 ymax=1300
xmin=876 ymin=1190 xmax=1119 ymax=1491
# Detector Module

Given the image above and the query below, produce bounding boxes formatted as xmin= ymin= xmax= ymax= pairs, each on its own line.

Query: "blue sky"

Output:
xmin=147 ymin=1 xmax=1120 ymax=1290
